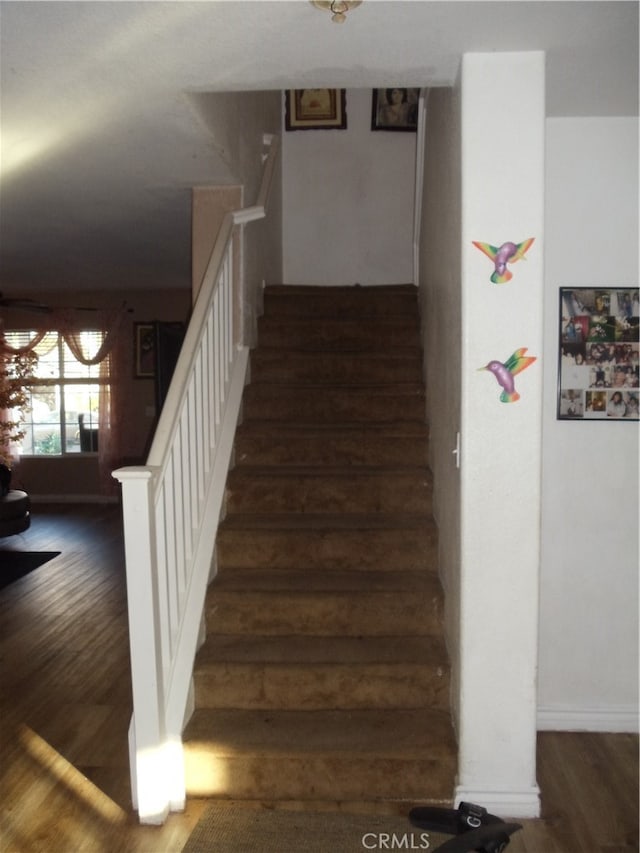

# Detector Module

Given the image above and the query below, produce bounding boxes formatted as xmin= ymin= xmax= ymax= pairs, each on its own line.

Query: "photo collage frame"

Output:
xmin=558 ymin=287 xmax=639 ymax=420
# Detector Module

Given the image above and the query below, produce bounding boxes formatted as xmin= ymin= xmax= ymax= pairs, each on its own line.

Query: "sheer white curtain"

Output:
xmin=58 ymin=309 xmax=127 ymax=495
xmin=0 ymin=306 xmax=127 ymax=494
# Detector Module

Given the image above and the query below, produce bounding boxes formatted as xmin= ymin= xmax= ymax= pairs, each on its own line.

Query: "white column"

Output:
xmin=457 ymin=51 xmax=545 ymax=818
xmin=112 ymin=465 xmax=172 ymax=823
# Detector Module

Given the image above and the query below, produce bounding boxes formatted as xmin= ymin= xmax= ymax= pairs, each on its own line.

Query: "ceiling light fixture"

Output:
xmin=311 ymin=1 xmax=362 ymax=24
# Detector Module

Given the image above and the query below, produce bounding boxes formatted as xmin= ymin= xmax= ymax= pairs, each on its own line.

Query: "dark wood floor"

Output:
xmin=0 ymin=504 xmax=637 ymax=852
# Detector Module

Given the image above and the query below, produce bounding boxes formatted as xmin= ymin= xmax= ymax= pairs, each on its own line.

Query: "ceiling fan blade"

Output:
xmin=0 ymin=298 xmax=52 ymax=313
xmin=0 ymin=293 xmax=121 ymax=314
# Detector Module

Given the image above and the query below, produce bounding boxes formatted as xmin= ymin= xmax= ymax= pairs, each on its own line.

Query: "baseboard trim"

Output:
xmin=454 ymin=785 xmax=541 ymax=819
xmin=537 ymin=704 xmax=639 ymax=733
xmin=455 ymin=785 xmax=540 ymax=818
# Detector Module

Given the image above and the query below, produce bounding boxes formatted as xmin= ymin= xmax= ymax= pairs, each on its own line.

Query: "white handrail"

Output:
xmin=113 ymin=134 xmax=279 ymax=824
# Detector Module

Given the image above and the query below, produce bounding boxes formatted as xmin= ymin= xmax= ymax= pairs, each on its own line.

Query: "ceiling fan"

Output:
xmin=0 ymin=293 xmax=53 ymax=314
xmin=0 ymin=293 xmax=113 ymax=314
xmin=0 ymin=294 xmax=134 ymax=320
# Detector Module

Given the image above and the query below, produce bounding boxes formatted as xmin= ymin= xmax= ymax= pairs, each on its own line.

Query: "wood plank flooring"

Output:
xmin=0 ymin=503 xmax=637 ymax=852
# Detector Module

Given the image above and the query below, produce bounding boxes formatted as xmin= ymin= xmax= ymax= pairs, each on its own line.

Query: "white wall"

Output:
xmin=539 ymin=117 xmax=639 ymax=732
xmin=418 ymin=84 xmax=463 ymax=727
xmin=282 ymin=89 xmax=415 ymax=286
xmin=457 ymin=52 xmax=545 ymax=818
xmin=189 ymin=90 xmax=283 ymax=343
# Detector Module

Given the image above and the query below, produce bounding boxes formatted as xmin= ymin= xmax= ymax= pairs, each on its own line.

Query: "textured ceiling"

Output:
xmin=1 ymin=0 xmax=637 ymax=294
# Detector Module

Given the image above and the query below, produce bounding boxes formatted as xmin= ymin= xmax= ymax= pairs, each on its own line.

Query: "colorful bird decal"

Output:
xmin=472 ymin=238 xmax=535 ymax=283
xmin=479 ymin=348 xmax=537 ymax=403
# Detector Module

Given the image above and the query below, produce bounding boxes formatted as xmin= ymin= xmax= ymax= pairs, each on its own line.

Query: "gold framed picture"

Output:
xmin=134 ymin=322 xmax=155 ymax=379
xmin=284 ymin=89 xmax=347 ymax=131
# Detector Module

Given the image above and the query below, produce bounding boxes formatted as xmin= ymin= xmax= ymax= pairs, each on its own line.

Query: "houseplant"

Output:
xmin=0 ymin=349 xmax=37 ymax=483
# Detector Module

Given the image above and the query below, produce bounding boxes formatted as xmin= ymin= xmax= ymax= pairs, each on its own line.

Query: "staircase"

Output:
xmin=182 ymin=284 xmax=456 ymax=810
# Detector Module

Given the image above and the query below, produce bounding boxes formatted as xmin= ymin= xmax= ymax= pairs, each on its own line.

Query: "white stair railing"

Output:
xmin=113 ymin=134 xmax=279 ymax=824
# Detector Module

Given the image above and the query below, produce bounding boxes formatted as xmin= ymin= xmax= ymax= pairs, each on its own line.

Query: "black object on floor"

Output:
xmin=0 ymin=489 xmax=31 ymax=538
xmin=409 ymin=802 xmax=523 ymax=852
xmin=0 ymin=551 xmax=61 ymax=590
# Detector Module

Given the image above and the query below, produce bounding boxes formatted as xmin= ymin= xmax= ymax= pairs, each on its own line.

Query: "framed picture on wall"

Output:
xmin=557 ymin=287 xmax=639 ymax=420
xmin=284 ymin=89 xmax=347 ymax=130
xmin=371 ymin=87 xmax=419 ymax=131
xmin=134 ymin=322 xmax=155 ymax=379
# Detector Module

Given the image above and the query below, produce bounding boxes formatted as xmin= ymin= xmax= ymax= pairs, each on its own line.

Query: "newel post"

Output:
xmin=112 ymin=465 xmax=171 ymax=824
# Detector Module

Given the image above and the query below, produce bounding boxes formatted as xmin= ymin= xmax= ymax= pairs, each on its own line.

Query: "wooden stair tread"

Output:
xmin=233 ymin=425 xmax=430 ymax=467
xmin=227 ymin=465 xmax=432 ymax=478
xmin=258 ymin=315 xmax=419 ymax=326
xmin=259 ymin=314 xmax=419 ymax=324
xmin=244 ymin=381 xmax=425 ymax=392
xmin=240 ymin=419 xmax=428 ymax=429
xmin=219 ymin=512 xmax=437 ymax=530
xmin=195 ymin=634 xmax=449 ymax=665
xmin=184 ymin=708 xmax=455 ymax=758
xmin=212 ymin=567 xmax=440 ymax=587
xmin=264 ymin=284 xmax=418 ymax=293
xmin=256 ymin=322 xmax=421 ymax=351
xmin=251 ymin=346 xmax=423 ymax=356
xmin=204 ymin=592 xmax=442 ymax=638
xmin=235 ymin=422 xmax=430 ymax=435
xmin=211 ymin=568 xmax=442 ymax=592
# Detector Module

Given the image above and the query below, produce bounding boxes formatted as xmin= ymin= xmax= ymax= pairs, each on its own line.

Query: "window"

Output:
xmin=5 ymin=330 xmax=108 ymax=456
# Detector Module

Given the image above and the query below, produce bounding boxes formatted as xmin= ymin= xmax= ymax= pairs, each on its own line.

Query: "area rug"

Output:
xmin=182 ymin=804 xmax=451 ymax=853
xmin=0 ymin=551 xmax=61 ymax=590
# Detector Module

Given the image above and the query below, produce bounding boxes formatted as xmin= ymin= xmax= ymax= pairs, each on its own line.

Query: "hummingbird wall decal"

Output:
xmin=472 ymin=238 xmax=535 ymax=283
xmin=479 ymin=348 xmax=537 ymax=403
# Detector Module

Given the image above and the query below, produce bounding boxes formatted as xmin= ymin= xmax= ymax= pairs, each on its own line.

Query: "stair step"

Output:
xmin=216 ymin=518 xmax=438 ymax=571
xmin=183 ymin=708 xmax=456 ymax=801
xmin=263 ymin=284 xmax=419 ymax=319
xmin=197 ymin=633 xmax=446 ymax=663
xmin=212 ymin=569 xmax=436 ymax=591
xmin=234 ymin=424 xmax=429 ymax=467
xmin=257 ymin=317 xmax=420 ymax=350
xmin=225 ymin=467 xmax=433 ymax=515
xmin=250 ymin=349 xmax=423 ymax=383
xmin=193 ymin=635 xmax=450 ymax=711
xmin=242 ymin=384 xmax=426 ymax=424
xmin=204 ymin=574 xmax=443 ymax=636
xmin=187 ymin=284 xmax=455 ymax=809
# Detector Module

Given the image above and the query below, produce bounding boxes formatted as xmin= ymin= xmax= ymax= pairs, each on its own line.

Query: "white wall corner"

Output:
xmin=458 ymin=48 xmax=545 ymax=817
xmin=454 ymin=785 xmax=541 ymax=820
